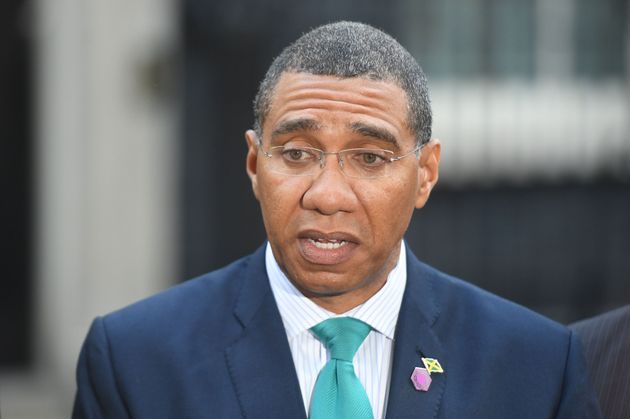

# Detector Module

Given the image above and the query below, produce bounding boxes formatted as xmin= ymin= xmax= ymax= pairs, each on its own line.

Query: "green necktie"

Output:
xmin=309 ymin=317 xmax=374 ymax=419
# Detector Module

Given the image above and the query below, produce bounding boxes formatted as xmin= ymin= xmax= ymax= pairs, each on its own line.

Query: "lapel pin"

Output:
xmin=410 ymin=357 xmax=444 ymax=392
xmin=421 ymin=357 xmax=444 ymax=374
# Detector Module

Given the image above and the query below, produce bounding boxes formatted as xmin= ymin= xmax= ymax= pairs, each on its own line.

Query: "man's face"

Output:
xmin=246 ymin=72 xmax=440 ymax=313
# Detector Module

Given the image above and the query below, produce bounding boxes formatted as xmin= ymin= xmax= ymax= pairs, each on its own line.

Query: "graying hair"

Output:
xmin=253 ymin=21 xmax=432 ymax=145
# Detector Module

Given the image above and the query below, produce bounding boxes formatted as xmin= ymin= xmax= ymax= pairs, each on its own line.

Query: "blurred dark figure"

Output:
xmin=0 ymin=0 xmax=33 ymax=368
xmin=571 ymin=305 xmax=630 ymax=419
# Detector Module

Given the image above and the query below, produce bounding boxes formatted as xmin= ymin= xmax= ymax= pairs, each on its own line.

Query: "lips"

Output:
xmin=297 ymin=230 xmax=359 ymax=265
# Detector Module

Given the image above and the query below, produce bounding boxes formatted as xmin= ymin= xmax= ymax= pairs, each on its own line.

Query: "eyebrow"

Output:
xmin=270 ymin=118 xmax=400 ymax=149
xmin=271 ymin=118 xmax=322 ymax=140
xmin=349 ymin=122 xmax=399 ymax=149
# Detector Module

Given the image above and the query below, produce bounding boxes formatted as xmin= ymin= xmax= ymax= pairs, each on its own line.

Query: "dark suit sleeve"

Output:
xmin=554 ymin=330 xmax=602 ymax=419
xmin=72 ymin=317 xmax=130 ymax=419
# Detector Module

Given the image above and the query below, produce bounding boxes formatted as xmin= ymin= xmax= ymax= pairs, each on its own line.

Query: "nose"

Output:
xmin=302 ymin=154 xmax=358 ymax=215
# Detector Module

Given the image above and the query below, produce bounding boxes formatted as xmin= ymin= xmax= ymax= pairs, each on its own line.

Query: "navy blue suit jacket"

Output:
xmin=73 ymin=245 xmax=601 ymax=418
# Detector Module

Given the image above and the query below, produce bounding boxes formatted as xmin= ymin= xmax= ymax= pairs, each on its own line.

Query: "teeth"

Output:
xmin=308 ymin=239 xmax=347 ymax=250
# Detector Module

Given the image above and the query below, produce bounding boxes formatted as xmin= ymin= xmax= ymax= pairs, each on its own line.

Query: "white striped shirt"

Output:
xmin=266 ymin=242 xmax=407 ymax=419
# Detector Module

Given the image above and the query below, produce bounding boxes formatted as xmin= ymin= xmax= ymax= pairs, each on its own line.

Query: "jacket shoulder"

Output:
xmin=417 ymin=260 xmax=568 ymax=340
xmin=100 ymin=250 xmax=263 ymax=349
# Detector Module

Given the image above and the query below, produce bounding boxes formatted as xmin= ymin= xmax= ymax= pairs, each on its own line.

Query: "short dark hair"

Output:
xmin=253 ymin=21 xmax=432 ymax=144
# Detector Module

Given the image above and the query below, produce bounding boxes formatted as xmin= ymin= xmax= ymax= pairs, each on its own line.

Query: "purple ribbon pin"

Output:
xmin=410 ymin=367 xmax=432 ymax=391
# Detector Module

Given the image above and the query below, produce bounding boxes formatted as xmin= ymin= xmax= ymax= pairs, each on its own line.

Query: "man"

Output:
xmin=571 ymin=305 xmax=630 ymax=419
xmin=73 ymin=22 xmax=601 ymax=418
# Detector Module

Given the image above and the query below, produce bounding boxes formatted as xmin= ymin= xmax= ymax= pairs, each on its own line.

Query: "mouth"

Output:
xmin=297 ymin=231 xmax=359 ymax=265
xmin=307 ymin=238 xmax=348 ymax=250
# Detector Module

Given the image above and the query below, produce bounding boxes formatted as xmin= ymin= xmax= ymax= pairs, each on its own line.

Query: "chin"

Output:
xmin=292 ymin=270 xmax=359 ymax=295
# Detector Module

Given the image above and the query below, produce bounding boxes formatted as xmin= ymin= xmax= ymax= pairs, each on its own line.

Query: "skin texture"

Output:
xmin=246 ymin=72 xmax=440 ymax=313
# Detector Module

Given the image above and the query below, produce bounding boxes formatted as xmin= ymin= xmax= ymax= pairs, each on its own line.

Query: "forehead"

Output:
xmin=263 ymin=72 xmax=412 ymax=146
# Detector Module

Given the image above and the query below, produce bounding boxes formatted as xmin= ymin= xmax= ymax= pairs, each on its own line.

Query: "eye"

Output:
xmin=355 ymin=150 xmax=388 ymax=166
xmin=281 ymin=147 xmax=316 ymax=162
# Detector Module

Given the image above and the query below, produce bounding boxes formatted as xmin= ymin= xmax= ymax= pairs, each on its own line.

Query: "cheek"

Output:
xmin=257 ymin=175 xmax=306 ymax=235
xmin=359 ymin=176 xmax=418 ymax=236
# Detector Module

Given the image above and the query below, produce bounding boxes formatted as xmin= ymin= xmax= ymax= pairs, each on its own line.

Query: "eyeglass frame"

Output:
xmin=255 ymin=137 xmax=426 ymax=179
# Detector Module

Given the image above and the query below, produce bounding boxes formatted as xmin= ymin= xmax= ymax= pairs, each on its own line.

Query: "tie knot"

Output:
xmin=310 ymin=317 xmax=372 ymax=362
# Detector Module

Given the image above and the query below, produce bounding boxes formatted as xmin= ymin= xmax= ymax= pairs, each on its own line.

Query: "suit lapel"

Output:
xmin=225 ymin=246 xmax=307 ymax=419
xmin=385 ymin=248 xmax=446 ymax=419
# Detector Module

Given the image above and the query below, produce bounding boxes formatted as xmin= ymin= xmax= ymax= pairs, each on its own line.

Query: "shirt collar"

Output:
xmin=267 ymin=241 xmax=407 ymax=341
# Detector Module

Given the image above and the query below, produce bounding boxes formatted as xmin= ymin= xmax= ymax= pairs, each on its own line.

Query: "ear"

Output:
xmin=414 ymin=139 xmax=441 ymax=209
xmin=245 ymin=129 xmax=261 ymax=200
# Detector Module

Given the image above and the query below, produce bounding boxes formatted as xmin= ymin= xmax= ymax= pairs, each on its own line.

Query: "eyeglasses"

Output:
xmin=257 ymin=139 xmax=424 ymax=179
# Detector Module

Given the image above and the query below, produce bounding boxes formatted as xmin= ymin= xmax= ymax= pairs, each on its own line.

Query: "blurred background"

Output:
xmin=1 ymin=0 xmax=629 ymax=417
